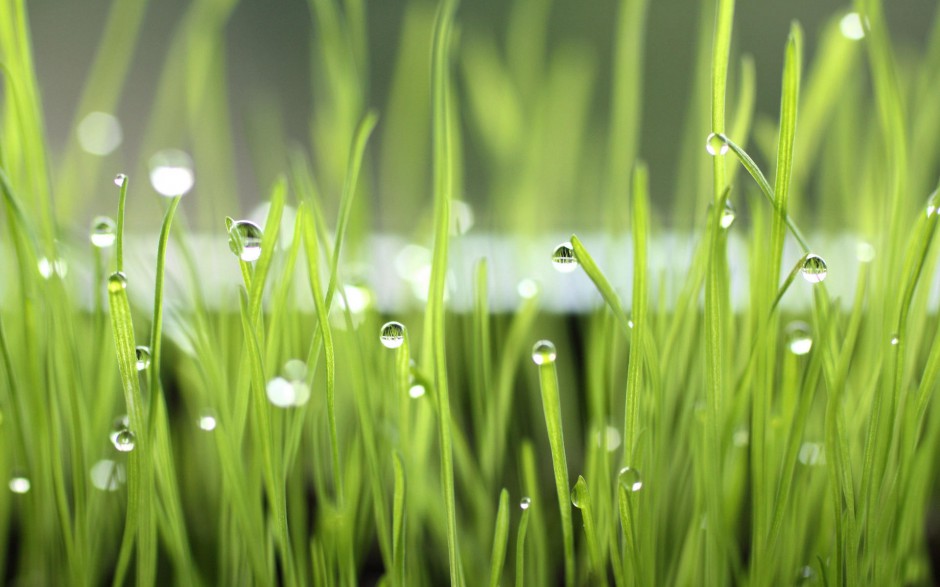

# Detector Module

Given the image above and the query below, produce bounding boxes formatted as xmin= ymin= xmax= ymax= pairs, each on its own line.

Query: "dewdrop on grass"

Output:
xmin=112 ymin=429 xmax=136 ymax=452
xmin=380 ymin=322 xmax=406 ymax=349
xmin=149 ymin=149 xmax=194 ymax=196
xmin=720 ymin=200 xmax=736 ymax=229
xmin=551 ymin=242 xmax=578 ymax=273
xmin=135 ymin=346 xmax=151 ymax=371
xmin=227 ymin=220 xmax=264 ymax=262
xmin=800 ymin=254 xmax=828 ymax=283
xmin=108 ymin=272 xmax=127 ymax=292
xmin=531 ymin=340 xmax=557 ymax=365
xmin=785 ymin=322 xmax=812 ymax=356
xmin=90 ymin=216 xmax=117 ymax=248
xmin=618 ymin=467 xmax=643 ymax=492
xmin=705 ymin=132 xmax=729 ymax=156
xmin=570 ymin=477 xmax=589 ymax=509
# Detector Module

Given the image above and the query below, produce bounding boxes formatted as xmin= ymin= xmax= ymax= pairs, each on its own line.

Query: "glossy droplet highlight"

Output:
xmin=112 ymin=429 xmax=136 ymax=452
xmin=114 ymin=173 xmax=127 ymax=187
xmin=785 ymin=322 xmax=813 ymax=356
xmin=149 ymin=149 xmax=194 ymax=196
xmin=720 ymin=201 xmax=736 ymax=229
xmin=705 ymin=132 xmax=729 ymax=156
xmin=551 ymin=242 xmax=578 ymax=273
xmin=135 ymin=346 xmax=151 ymax=371
xmin=800 ymin=254 xmax=828 ymax=283
xmin=890 ymin=334 xmax=900 ymax=346
xmin=840 ymin=12 xmax=865 ymax=40
xmin=531 ymin=340 xmax=557 ymax=365
xmin=227 ymin=220 xmax=263 ymax=262
xmin=517 ymin=278 xmax=539 ymax=299
xmin=266 ymin=377 xmax=296 ymax=408
xmin=8 ymin=476 xmax=30 ymax=494
xmin=570 ymin=477 xmax=589 ymax=509
xmin=408 ymin=384 xmax=426 ymax=399
xmin=618 ymin=467 xmax=643 ymax=492
xmin=520 ymin=497 xmax=531 ymax=510
xmin=926 ymin=189 xmax=939 ymax=218
xmin=380 ymin=322 xmax=406 ymax=349
xmin=198 ymin=412 xmax=217 ymax=431
xmin=78 ymin=111 xmax=122 ymax=156
xmin=90 ymin=216 xmax=117 ymax=248
xmin=108 ymin=271 xmax=127 ymax=292
xmin=109 ymin=415 xmax=129 ymax=445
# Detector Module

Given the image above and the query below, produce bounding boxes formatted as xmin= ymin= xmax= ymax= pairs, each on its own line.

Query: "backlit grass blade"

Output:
xmin=571 ymin=476 xmax=607 ymax=587
xmin=534 ymin=345 xmax=575 ymax=587
xmin=569 ymin=235 xmax=632 ymax=335
xmin=488 ymin=488 xmax=511 ymax=587
xmin=624 ymin=163 xmax=649 ymax=462
xmin=515 ymin=496 xmax=531 ymax=587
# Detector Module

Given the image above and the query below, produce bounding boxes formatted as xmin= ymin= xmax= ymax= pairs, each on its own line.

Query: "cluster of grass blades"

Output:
xmin=3 ymin=0 xmax=940 ymax=584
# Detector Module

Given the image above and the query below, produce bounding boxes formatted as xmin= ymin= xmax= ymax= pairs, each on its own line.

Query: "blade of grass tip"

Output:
xmin=473 ymin=258 xmax=492 ymax=464
xmin=618 ymin=482 xmax=644 ymax=587
xmin=515 ymin=496 xmax=531 ymax=587
xmin=115 ymin=173 xmax=128 ymax=271
xmin=624 ymin=163 xmax=649 ymax=464
xmin=569 ymin=235 xmax=632 ymax=335
xmin=488 ymin=489 xmax=511 ymax=587
xmin=704 ymin=0 xmax=735 ymax=582
xmin=107 ymin=270 xmax=155 ymax=587
xmin=533 ymin=342 xmax=575 ymax=587
xmin=427 ymin=0 xmax=461 ymax=584
xmin=393 ymin=451 xmax=407 ymax=587
xmin=520 ymin=440 xmax=548 ymax=587
xmin=248 ymin=178 xmax=287 ymax=325
xmin=571 ymin=476 xmax=608 ymax=587
xmin=237 ymin=288 xmax=295 ymax=585
xmin=299 ymin=204 xmax=342 ymax=506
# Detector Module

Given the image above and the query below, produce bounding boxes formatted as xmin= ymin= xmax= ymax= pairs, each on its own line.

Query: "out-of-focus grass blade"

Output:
xmin=392 ymin=451 xmax=407 ymax=587
xmin=625 ymin=163 xmax=649 ymax=461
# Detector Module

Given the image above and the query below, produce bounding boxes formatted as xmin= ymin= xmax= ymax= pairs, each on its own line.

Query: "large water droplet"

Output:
xmin=785 ymin=322 xmax=813 ymax=356
xmin=149 ymin=149 xmax=194 ymax=196
xmin=618 ymin=467 xmax=643 ymax=492
xmin=108 ymin=271 xmax=127 ymax=292
xmin=90 ymin=216 xmax=117 ymax=248
xmin=705 ymin=133 xmax=729 ymax=156
xmin=112 ymin=429 xmax=136 ymax=452
xmin=551 ymin=243 xmax=578 ymax=273
xmin=8 ymin=475 xmax=30 ymax=494
xmin=135 ymin=346 xmax=151 ymax=371
xmin=227 ymin=220 xmax=263 ymax=262
xmin=519 ymin=497 xmax=531 ymax=510
xmin=90 ymin=459 xmax=125 ymax=491
xmin=800 ymin=254 xmax=828 ymax=283
xmin=380 ymin=322 xmax=406 ymax=349
xmin=570 ymin=477 xmax=589 ymax=509
xmin=720 ymin=200 xmax=736 ymax=229
xmin=114 ymin=173 xmax=127 ymax=187
xmin=531 ymin=340 xmax=557 ymax=365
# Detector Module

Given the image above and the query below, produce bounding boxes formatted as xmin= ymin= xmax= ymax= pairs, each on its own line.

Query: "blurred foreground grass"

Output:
xmin=3 ymin=0 xmax=940 ymax=585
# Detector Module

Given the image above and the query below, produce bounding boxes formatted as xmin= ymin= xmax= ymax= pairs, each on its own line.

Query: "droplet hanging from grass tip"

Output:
xmin=519 ymin=497 xmax=531 ymax=510
xmin=380 ymin=321 xmax=406 ymax=349
xmin=551 ymin=242 xmax=578 ymax=273
xmin=785 ymin=322 xmax=812 ymax=356
xmin=800 ymin=254 xmax=828 ymax=283
xmin=227 ymin=220 xmax=263 ymax=262
xmin=570 ymin=477 xmax=589 ymax=509
xmin=149 ymin=149 xmax=194 ymax=197
xmin=112 ymin=429 xmax=136 ymax=452
xmin=114 ymin=173 xmax=127 ymax=187
xmin=135 ymin=346 xmax=151 ymax=371
xmin=705 ymin=132 xmax=729 ymax=156
xmin=618 ymin=467 xmax=643 ymax=492
xmin=531 ymin=340 xmax=557 ymax=365
xmin=720 ymin=200 xmax=736 ymax=229
xmin=108 ymin=271 xmax=127 ymax=292
xmin=90 ymin=216 xmax=117 ymax=248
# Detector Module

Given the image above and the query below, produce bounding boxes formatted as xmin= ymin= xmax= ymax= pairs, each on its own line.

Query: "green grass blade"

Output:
xmin=392 ymin=451 xmax=407 ymax=587
xmin=571 ymin=476 xmax=607 ymax=587
xmin=488 ymin=488 xmax=511 ymax=587
xmin=515 ymin=498 xmax=531 ymax=587
xmin=624 ymin=163 xmax=649 ymax=462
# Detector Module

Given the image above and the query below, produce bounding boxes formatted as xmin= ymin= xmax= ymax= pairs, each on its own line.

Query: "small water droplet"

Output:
xmin=720 ymin=200 xmax=736 ymax=229
xmin=551 ymin=242 xmax=578 ymax=273
xmin=408 ymin=384 xmax=426 ymax=399
xmin=618 ymin=467 xmax=643 ymax=492
xmin=227 ymin=220 xmax=263 ymax=262
xmin=517 ymin=278 xmax=539 ymax=299
xmin=890 ymin=334 xmax=900 ymax=346
xmin=112 ymin=429 xmax=136 ymax=452
xmin=108 ymin=271 xmax=127 ymax=292
xmin=519 ymin=497 xmax=531 ymax=510
xmin=800 ymin=254 xmax=828 ymax=283
xmin=927 ymin=189 xmax=939 ymax=218
xmin=856 ymin=241 xmax=875 ymax=263
xmin=627 ymin=319 xmax=635 ymax=329
xmin=114 ymin=173 xmax=127 ymax=187
xmin=380 ymin=322 xmax=406 ymax=349
xmin=8 ymin=475 xmax=30 ymax=494
xmin=785 ymin=322 xmax=813 ymax=355
xmin=135 ymin=346 xmax=151 ymax=371
xmin=531 ymin=340 xmax=557 ymax=365
xmin=198 ymin=411 xmax=217 ymax=431
xmin=705 ymin=133 xmax=729 ymax=156
xmin=109 ymin=415 xmax=129 ymax=446
xmin=839 ymin=12 xmax=865 ymax=40
xmin=90 ymin=459 xmax=125 ymax=491
xmin=570 ymin=477 xmax=589 ymax=509
xmin=90 ymin=216 xmax=117 ymax=248
xmin=149 ymin=149 xmax=194 ymax=196
xmin=38 ymin=257 xmax=68 ymax=280
xmin=266 ymin=377 xmax=296 ymax=408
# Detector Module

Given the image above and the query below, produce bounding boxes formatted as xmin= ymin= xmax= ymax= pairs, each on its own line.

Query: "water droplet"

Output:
xmin=283 ymin=359 xmax=308 ymax=382
xmin=109 ymin=415 xmax=129 ymax=446
xmin=705 ymin=133 xmax=729 ymax=156
xmin=517 ymin=278 xmax=539 ymax=299
xmin=839 ymin=12 xmax=865 ymax=40
xmin=627 ymin=319 xmax=635 ymax=329
xmin=785 ymin=322 xmax=813 ymax=356
xmin=114 ymin=173 xmax=127 ymax=187
xmin=720 ymin=200 xmax=736 ymax=229
xmin=227 ymin=220 xmax=263 ymax=262
xmin=927 ymin=189 xmax=940 ymax=218
xmin=38 ymin=257 xmax=68 ymax=280
xmin=551 ymin=242 xmax=578 ymax=273
xmin=134 ymin=346 xmax=151 ymax=371
xmin=149 ymin=149 xmax=194 ymax=196
xmin=618 ymin=467 xmax=643 ymax=492
xmin=856 ymin=241 xmax=875 ymax=263
xmin=8 ymin=476 xmax=30 ymax=494
xmin=112 ymin=429 xmax=136 ymax=452
xmin=519 ymin=497 xmax=531 ymax=510
xmin=593 ymin=426 xmax=622 ymax=452
xmin=800 ymin=254 xmax=828 ymax=283
xmin=77 ymin=111 xmax=123 ymax=156
xmin=380 ymin=322 xmax=406 ymax=349
xmin=198 ymin=411 xmax=217 ymax=431
xmin=570 ymin=477 xmax=589 ymax=509
xmin=798 ymin=442 xmax=824 ymax=466
xmin=531 ymin=340 xmax=557 ymax=365
xmin=266 ymin=377 xmax=296 ymax=408
xmin=890 ymin=334 xmax=900 ymax=346
xmin=108 ymin=271 xmax=127 ymax=292
xmin=90 ymin=216 xmax=117 ymax=248
xmin=408 ymin=384 xmax=426 ymax=398
xmin=90 ymin=459 xmax=125 ymax=491
xmin=451 ymin=199 xmax=475 ymax=235
xmin=797 ymin=565 xmax=817 ymax=583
